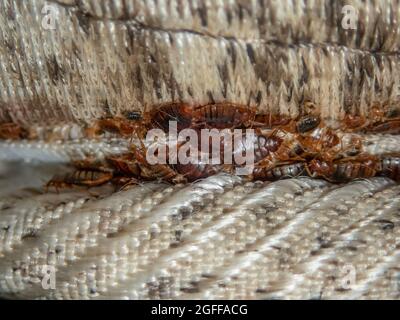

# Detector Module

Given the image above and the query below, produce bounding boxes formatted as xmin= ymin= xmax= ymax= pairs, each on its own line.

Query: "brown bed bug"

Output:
xmin=227 ymin=128 xmax=305 ymax=175
xmin=192 ymin=103 xmax=257 ymax=129
xmin=139 ymin=162 xmax=187 ymax=184
xmin=361 ymin=119 xmax=400 ymax=134
xmin=215 ymin=128 xmax=284 ymax=173
xmin=0 ymin=122 xmax=29 ymax=140
xmin=251 ymin=161 xmax=308 ymax=181
xmin=343 ymin=105 xmax=400 ymax=134
xmin=86 ymin=114 xmax=150 ymax=139
xmin=307 ymin=154 xmax=380 ymax=182
xmin=46 ymin=169 xmax=114 ymax=191
xmin=130 ymin=144 xmax=187 ymax=184
xmin=297 ymin=127 xmax=340 ymax=159
xmin=149 ymin=103 xmax=194 ymax=132
xmin=174 ymin=158 xmax=224 ymax=182
xmin=45 ymin=157 xmax=115 ymax=191
xmin=251 ymin=129 xmax=284 ymax=163
xmin=106 ymin=154 xmax=141 ymax=176
xmin=111 ymin=176 xmax=139 ymax=191
xmin=252 ymin=113 xmax=292 ymax=128
xmin=72 ymin=158 xmax=113 ymax=172
xmin=342 ymin=113 xmax=366 ymax=131
xmin=379 ymin=154 xmax=400 ymax=181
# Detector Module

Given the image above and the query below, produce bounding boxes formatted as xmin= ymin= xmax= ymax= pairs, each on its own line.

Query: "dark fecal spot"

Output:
xmin=294 ymin=189 xmax=304 ymax=196
xmin=175 ymin=230 xmax=183 ymax=242
xmin=375 ymin=219 xmax=395 ymax=230
xmin=180 ymin=283 xmax=200 ymax=293
xmin=55 ymin=246 xmax=63 ymax=254
xmin=179 ymin=207 xmax=193 ymax=220
xmin=335 ymin=287 xmax=351 ymax=292
xmin=21 ymin=228 xmax=37 ymax=239
xmin=255 ymin=288 xmax=268 ymax=293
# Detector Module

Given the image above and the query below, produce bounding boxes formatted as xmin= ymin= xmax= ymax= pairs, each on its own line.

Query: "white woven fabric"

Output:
xmin=0 ymin=162 xmax=399 ymax=300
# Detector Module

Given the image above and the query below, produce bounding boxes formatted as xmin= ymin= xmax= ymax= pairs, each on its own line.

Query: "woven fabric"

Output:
xmin=0 ymin=162 xmax=399 ymax=299
xmin=1 ymin=0 xmax=400 ymax=125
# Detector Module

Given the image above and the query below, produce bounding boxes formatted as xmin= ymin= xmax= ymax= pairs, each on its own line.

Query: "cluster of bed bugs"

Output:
xmin=0 ymin=122 xmax=29 ymax=140
xmin=342 ymin=106 xmax=400 ymax=134
xmin=40 ymin=102 xmax=400 ymax=190
xmin=1 ymin=102 xmax=400 ymax=189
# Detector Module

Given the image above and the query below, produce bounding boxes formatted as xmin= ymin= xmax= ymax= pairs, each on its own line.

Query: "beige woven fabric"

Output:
xmin=1 ymin=0 xmax=400 ymax=126
xmin=0 ymin=162 xmax=399 ymax=299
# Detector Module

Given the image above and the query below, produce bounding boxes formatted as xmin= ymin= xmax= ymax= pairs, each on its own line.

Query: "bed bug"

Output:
xmin=251 ymin=161 xmax=308 ymax=181
xmin=130 ymin=144 xmax=187 ymax=184
xmin=106 ymin=154 xmax=141 ymax=176
xmin=342 ymin=114 xmax=366 ymax=131
xmin=342 ymin=108 xmax=381 ymax=132
xmin=307 ymin=154 xmax=380 ymax=182
xmin=379 ymin=154 xmax=400 ymax=181
xmin=174 ymin=162 xmax=223 ymax=182
xmin=297 ymin=127 xmax=341 ymax=159
xmin=86 ymin=115 xmax=149 ymax=139
xmin=343 ymin=105 xmax=400 ymax=134
xmin=295 ymin=115 xmax=321 ymax=133
xmin=72 ymin=158 xmax=113 ymax=172
xmin=174 ymin=155 xmax=225 ymax=182
xmin=111 ymin=176 xmax=140 ymax=191
xmin=252 ymin=113 xmax=292 ymax=128
xmin=46 ymin=169 xmax=114 ymax=191
xmin=251 ymin=130 xmax=284 ymax=163
xmin=360 ymin=119 xmax=400 ymax=134
xmin=0 ymin=122 xmax=28 ymax=140
xmin=150 ymin=103 xmax=194 ymax=132
xmin=229 ymin=128 xmax=305 ymax=175
xmin=192 ymin=103 xmax=257 ymax=129
xmin=222 ymin=129 xmax=282 ymax=171
xmin=139 ymin=162 xmax=187 ymax=184
xmin=45 ymin=157 xmax=115 ymax=191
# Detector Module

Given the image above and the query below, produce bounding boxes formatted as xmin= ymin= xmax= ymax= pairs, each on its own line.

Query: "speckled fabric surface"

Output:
xmin=1 ymin=0 xmax=400 ymax=125
xmin=1 ymin=0 xmax=400 ymax=300
xmin=0 ymin=163 xmax=400 ymax=299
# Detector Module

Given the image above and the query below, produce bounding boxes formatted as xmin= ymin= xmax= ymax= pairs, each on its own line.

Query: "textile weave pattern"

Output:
xmin=0 ymin=162 xmax=399 ymax=299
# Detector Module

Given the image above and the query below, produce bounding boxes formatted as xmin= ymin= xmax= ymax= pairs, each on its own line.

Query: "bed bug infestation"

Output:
xmin=1 ymin=102 xmax=400 ymax=189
